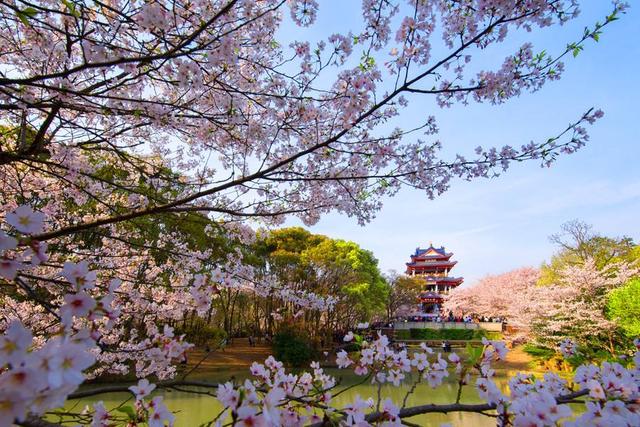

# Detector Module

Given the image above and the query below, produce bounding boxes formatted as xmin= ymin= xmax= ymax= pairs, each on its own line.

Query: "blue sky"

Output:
xmin=283 ymin=2 xmax=640 ymax=285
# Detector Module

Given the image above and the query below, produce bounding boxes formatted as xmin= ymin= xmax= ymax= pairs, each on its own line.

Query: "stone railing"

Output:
xmin=393 ymin=321 xmax=503 ymax=332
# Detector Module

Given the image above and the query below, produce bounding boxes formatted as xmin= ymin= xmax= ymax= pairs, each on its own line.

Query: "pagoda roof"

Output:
xmin=418 ymin=291 xmax=444 ymax=301
xmin=406 ymin=260 xmax=457 ymax=268
xmin=412 ymin=254 xmax=453 ymax=261
xmin=423 ymin=276 xmax=464 ymax=283
xmin=411 ymin=245 xmax=453 ymax=258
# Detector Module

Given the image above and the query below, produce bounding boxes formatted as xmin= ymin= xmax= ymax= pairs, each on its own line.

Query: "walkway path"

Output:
xmin=494 ymin=345 xmax=538 ymax=372
xmin=185 ymin=338 xmax=272 ymax=375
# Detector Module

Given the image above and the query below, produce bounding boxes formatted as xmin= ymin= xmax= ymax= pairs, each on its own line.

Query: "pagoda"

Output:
xmin=405 ymin=244 xmax=464 ymax=316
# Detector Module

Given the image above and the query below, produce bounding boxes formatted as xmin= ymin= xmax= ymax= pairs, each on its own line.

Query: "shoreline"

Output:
xmin=181 ymin=338 xmax=543 ymax=375
xmin=84 ymin=338 xmax=546 ymax=385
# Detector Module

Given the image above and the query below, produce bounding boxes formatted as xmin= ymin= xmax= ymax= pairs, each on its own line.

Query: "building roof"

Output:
xmin=418 ymin=291 xmax=444 ymax=301
xmin=412 ymin=244 xmax=453 ymax=258
xmin=406 ymin=260 xmax=457 ymax=268
xmin=423 ymin=276 xmax=464 ymax=284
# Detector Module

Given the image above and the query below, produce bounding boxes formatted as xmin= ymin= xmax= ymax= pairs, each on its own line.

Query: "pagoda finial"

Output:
xmin=429 ymin=241 xmax=432 ymax=247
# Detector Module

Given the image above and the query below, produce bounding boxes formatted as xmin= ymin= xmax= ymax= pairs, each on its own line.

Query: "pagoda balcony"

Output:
xmin=418 ymin=291 xmax=444 ymax=303
xmin=423 ymin=276 xmax=463 ymax=284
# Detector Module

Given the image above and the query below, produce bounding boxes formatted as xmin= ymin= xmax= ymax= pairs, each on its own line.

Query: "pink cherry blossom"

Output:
xmin=90 ymin=402 xmax=110 ymax=427
xmin=0 ymin=321 xmax=32 ymax=366
xmin=0 ymin=232 xmax=17 ymax=251
xmin=5 ymin=205 xmax=45 ymax=235
xmin=381 ymin=398 xmax=401 ymax=426
xmin=148 ymin=397 xmax=175 ymax=427
xmin=336 ymin=350 xmax=353 ymax=368
xmin=59 ymin=292 xmax=97 ymax=326
xmin=129 ymin=378 xmax=157 ymax=401
xmin=0 ymin=389 xmax=27 ymax=426
xmin=0 ymin=258 xmax=20 ymax=280
xmin=0 ymin=0 xmax=633 ymax=424
xmin=262 ymin=387 xmax=286 ymax=425
xmin=62 ymin=261 xmax=97 ymax=290
xmin=216 ymin=382 xmax=240 ymax=409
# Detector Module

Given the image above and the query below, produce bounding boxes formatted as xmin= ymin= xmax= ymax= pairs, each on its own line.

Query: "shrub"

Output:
xmin=273 ymin=326 xmax=315 ymax=367
xmin=409 ymin=328 xmax=474 ymax=340
xmin=405 ymin=328 xmax=500 ymax=340
xmin=482 ymin=331 xmax=504 ymax=340
xmin=175 ymin=317 xmax=227 ymax=347
xmin=409 ymin=328 xmax=439 ymax=340
xmin=395 ymin=329 xmax=411 ymax=340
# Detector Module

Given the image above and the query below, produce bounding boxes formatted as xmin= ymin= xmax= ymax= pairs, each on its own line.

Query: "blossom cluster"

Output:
xmin=216 ymin=356 xmax=337 ymax=426
xmin=91 ymin=379 xmax=174 ymax=427
xmin=0 ymin=0 xmax=619 ymax=231
xmin=559 ymin=338 xmax=578 ymax=358
xmin=0 ymin=323 xmax=95 ymax=426
xmin=0 ymin=205 xmax=47 ymax=280
xmin=200 ymin=334 xmax=638 ymax=426
xmin=338 ymin=332 xmax=460 ymax=389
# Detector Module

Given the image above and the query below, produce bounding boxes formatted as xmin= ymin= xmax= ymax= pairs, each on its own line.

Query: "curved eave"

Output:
xmin=411 ymin=254 xmax=454 ymax=262
xmin=424 ymin=277 xmax=464 ymax=284
xmin=407 ymin=261 xmax=457 ymax=268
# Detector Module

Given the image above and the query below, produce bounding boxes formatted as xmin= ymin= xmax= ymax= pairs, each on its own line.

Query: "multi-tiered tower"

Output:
xmin=405 ymin=244 xmax=464 ymax=316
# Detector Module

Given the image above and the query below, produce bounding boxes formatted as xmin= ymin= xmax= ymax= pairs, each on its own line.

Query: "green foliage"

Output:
xmin=483 ymin=331 xmax=504 ymax=340
xmin=115 ymin=405 xmax=136 ymax=421
xmin=466 ymin=343 xmax=484 ymax=365
xmin=304 ymin=238 xmax=389 ymax=319
xmin=254 ymin=227 xmax=390 ymax=324
xmin=523 ymin=343 xmax=624 ymax=369
xmin=272 ymin=326 xmax=315 ymax=367
xmin=522 ymin=343 xmax=555 ymax=359
xmin=539 ymin=220 xmax=636 ymax=286
xmin=539 ymin=250 xmax=580 ymax=286
xmin=614 ymin=245 xmax=640 ymax=265
xmin=407 ymin=328 xmax=493 ymax=340
xmin=395 ymin=329 xmax=411 ymax=340
xmin=607 ymin=278 xmax=640 ymax=337
xmin=176 ymin=318 xmax=227 ymax=347
xmin=16 ymin=7 xmax=38 ymax=25
xmin=342 ymin=342 xmax=361 ymax=353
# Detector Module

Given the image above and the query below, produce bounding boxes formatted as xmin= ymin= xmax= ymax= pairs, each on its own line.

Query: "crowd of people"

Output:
xmin=393 ymin=311 xmax=504 ymax=324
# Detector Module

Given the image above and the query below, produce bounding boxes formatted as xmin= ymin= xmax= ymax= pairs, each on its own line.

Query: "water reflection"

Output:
xmin=62 ymin=369 xmax=520 ymax=426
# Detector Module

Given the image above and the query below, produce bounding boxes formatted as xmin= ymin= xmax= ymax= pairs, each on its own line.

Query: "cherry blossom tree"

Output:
xmin=0 ymin=0 xmax=636 ymax=425
xmin=540 ymin=220 xmax=636 ymax=285
xmin=445 ymin=260 xmax=639 ymax=356
xmin=444 ymin=266 xmax=543 ymax=330
xmin=532 ymin=259 xmax=639 ymax=355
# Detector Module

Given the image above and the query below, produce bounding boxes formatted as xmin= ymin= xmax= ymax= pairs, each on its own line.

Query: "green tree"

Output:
xmin=607 ymin=278 xmax=640 ymax=338
xmin=304 ymin=238 xmax=389 ymax=323
xmin=540 ymin=220 xmax=636 ymax=285
xmin=385 ymin=272 xmax=423 ymax=321
xmin=249 ymin=227 xmax=389 ymax=337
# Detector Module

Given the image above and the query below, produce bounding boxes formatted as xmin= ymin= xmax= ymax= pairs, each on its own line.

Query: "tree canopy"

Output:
xmin=607 ymin=278 xmax=640 ymax=338
xmin=257 ymin=227 xmax=389 ymax=331
xmin=539 ymin=220 xmax=637 ymax=285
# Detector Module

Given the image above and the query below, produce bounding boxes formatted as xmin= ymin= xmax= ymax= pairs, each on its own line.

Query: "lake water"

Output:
xmin=59 ymin=368 xmax=522 ymax=426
